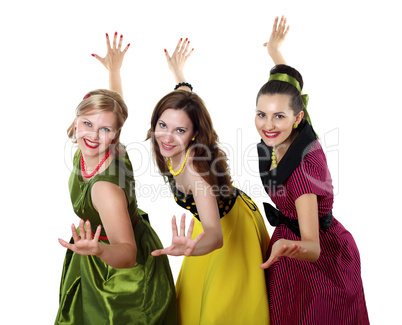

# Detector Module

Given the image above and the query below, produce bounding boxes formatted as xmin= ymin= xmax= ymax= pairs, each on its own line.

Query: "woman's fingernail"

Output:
xmin=91 ymin=54 xmax=95 ymax=57
xmin=106 ymin=33 xmax=108 ymax=37
xmin=164 ymin=49 xmax=167 ymax=52
xmin=120 ymin=34 xmax=123 ymax=38
xmin=128 ymin=43 xmax=130 ymax=47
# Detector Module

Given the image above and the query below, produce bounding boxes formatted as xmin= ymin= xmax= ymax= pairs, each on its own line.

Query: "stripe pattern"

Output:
xmin=266 ymin=140 xmax=369 ymax=324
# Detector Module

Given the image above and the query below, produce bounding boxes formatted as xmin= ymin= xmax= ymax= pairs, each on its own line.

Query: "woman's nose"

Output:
xmin=164 ymin=132 xmax=174 ymax=143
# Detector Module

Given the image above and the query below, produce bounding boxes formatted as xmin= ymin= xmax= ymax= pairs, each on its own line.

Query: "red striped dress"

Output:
xmin=258 ymin=122 xmax=369 ymax=324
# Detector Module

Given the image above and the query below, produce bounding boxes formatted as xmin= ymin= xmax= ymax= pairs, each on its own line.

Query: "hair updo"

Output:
xmin=256 ymin=64 xmax=304 ymax=116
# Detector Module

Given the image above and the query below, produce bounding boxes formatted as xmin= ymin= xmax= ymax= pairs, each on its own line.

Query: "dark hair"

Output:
xmin=256 ymin=64 xmax=304 ymax=116
xmin=146 ymin=90 xmax=233 ymax=196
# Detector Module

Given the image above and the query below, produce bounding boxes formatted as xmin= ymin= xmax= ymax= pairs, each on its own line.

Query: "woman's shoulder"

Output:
xmin=302 ymin=140 xmax=328 ymax=171
xmin=287 ymin=140 xmax=333 ymax=198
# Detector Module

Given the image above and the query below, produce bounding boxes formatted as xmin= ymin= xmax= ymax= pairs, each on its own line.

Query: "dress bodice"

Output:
xmin=168 ymin=176 xmax=240 ymax=220
xmin=68 ymin=149 xmax=139 ymax=238
xmin=257 ymin=121 xmax=334 ymax=220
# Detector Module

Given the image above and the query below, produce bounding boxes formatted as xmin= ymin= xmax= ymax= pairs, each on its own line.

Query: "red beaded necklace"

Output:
xmin=81 ymin=148 xmax=112 ymax=178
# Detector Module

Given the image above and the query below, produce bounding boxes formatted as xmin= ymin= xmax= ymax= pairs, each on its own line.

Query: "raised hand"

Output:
xmin=92 ymin=32 xmax=130 ymax=73
xmin=264 ymin=16 xmax=289 ymax=65
xmin=58 ymin=219 xmax=102 ymax=256
xmin=91 ymin=32 xmax=129 ymax=96
xmin=260 ymin=239 xmax=307 ymax=269
xmin=151 ymin=214 xmax=205 ymax=257
xmin=164 ymin=38 xmax=194 ymax=85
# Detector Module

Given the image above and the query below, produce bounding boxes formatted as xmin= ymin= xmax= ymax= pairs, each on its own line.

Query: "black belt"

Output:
xmin=263 ymin=202 xmax=333 ymax=237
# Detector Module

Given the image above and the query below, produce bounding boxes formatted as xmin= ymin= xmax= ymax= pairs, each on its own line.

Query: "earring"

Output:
xmin=293 ymin=124 xmax=298 ymax=129
xmin=192 ymin=137 xmax=195 ymax=141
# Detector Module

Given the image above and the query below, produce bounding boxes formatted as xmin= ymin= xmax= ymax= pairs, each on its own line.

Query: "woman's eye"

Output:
xmin=275 ymin=114 xmax=285 ymax=119
xmin=257 ymin=113 xmax=265 ymax=118
xmin=177 ymin=129 xmax=185 ymax=134
xmin=101 ymin=127 xmax=110 ymax=132
xmin=159 ymin=122 xmax=166 ymax=128
xmin=84 ymin=121 xmax=92 ymax=127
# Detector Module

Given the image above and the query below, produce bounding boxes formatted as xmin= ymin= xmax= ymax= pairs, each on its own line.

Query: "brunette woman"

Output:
xmin=97 ymin=34 xmax=270 ymax=325
xmin=256 ymin=17 xmax=369 ymax=324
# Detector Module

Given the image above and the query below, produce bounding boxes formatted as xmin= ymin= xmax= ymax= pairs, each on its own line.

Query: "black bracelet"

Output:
xmin=174 ymin=82 xmax=193 ymax=91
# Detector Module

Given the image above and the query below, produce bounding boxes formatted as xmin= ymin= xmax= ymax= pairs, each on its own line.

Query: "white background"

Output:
xmin=1 ymin=0 xmax=400 ymax=323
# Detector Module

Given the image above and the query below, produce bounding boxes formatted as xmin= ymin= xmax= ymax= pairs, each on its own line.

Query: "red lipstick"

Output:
xmin=263 ymin=130 xmax=280 ymax=139
xmin=84 ymin=139 xmax=100 ymax=149
xmin=161 ymin=142 xmax=176 ymax=151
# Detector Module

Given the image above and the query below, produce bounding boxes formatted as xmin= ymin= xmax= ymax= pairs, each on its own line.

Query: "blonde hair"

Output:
xmin=67 ymin=89 xmax=128 ymax=154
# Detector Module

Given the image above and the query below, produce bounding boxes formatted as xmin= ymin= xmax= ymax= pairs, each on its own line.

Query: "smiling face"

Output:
xmin=255 ymin=94 xmax=304 ymax=149
xmin=154 ymin=108 xmax=196 ymax=164
xmin=75 ymin=110 xmax=117 ymax=159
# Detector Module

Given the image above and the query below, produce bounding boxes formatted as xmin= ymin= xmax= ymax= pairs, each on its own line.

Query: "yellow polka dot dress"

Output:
xmin=169 ymin=177 xmax=271 ymax=324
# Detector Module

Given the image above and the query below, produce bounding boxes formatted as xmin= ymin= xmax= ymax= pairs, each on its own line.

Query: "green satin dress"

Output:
xmin=55 ymin=150 xmax=177 ymax=325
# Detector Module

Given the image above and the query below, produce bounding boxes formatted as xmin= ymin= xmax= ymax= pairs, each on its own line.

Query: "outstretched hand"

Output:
xmin=260 ymin=239 xmax=307 ymax=269
xmin=264 ymin=16 xmax=289 ymax=64
xmin=151 ymin=214 xmax=205 ymax=257
xmin=58 ymin=219 xmax=102 ymax=256
xmin=92 ymin=32 xmax=130 ymax=73
xmin=165 ymin=38 xmax=194 ymax=84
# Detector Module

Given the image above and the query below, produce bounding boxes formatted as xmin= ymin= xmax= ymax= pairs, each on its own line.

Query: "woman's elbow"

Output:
xmin=121 ymin=247 xmax=137 ymax=268
xmin=308 ymin=245 xmax=321 ymax=263
xmin=215 ymin=235 xmax=224 ymax=250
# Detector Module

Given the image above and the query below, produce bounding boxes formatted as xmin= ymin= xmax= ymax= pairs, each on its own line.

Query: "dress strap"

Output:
xmin=263 ymin=202 xmax=333 ymax=237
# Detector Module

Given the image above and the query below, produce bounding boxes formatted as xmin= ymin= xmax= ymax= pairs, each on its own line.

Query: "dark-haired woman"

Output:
xmin=98 ymin=35 xmax=270 ymax=324
xmin=256 ymin=17 xmax=369 ymax=324
xmin=55 ymin=37 xmax=177 ymax=324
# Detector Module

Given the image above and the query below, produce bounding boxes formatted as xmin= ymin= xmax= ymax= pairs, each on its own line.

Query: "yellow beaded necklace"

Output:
xmin=167 ymin=147 xmax=191 ymax=176
xmin=271 ymin=147 xmax=278 ymax=169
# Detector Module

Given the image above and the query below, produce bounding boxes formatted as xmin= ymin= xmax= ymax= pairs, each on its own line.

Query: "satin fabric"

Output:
xmin=175 ymin=193 xmax=271 ymax=325
xmin=55 ymin=150 xmax=177 ymax=324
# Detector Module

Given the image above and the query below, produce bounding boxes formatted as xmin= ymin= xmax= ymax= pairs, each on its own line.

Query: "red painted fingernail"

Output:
xmin=188 ymin=41 xmax=190 ymax=44
xmin=164 ymin=49 xmax=167 ymax=52
xmin=180 ymin=38 xmax=182 ymax=41
xmin=91 ymin=54 xmax=95 ymax=57
xmin=120 ymin=34 xmax=123 ymax=38
xmin=115 ymin=32 xmax=117 ymax=36
xmin=127 ymin=43 xmax=130 ymax=47
xmin=106 ymin=33 xmax=108 ymax=37
xmin=185 ymin=38 xmax=188 ymax=41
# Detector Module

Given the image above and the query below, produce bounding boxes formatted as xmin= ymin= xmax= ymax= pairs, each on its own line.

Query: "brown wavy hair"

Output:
xmin=146 ymin=90 xmax=233 ymax=197
xmin=67 ymin=89 xmax=128 ymax=155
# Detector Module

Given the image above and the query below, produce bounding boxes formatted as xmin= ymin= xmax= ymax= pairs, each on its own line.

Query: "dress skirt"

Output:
xmin=55 ymin=213 xmax=177 ymax=325
xmin=267 ymin=218 xmax=369 ymax=324
xmin=175 ymin=194 xmax=270 ymax=325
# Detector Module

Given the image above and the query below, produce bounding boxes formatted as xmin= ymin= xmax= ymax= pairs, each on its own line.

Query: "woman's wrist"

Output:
xmin=268 ymin=49 xmax=286 ymax=65
xmin=173 ymin=72 xmax=185 ymax=84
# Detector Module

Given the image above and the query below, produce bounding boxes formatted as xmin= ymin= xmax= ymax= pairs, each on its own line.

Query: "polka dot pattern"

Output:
xmin=169 ymin=177 xmax=238 ymax=220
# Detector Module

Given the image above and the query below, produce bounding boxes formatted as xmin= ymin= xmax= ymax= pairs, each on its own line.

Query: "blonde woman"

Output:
xmin=55 ymin=59 xmax=177 ymax=323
